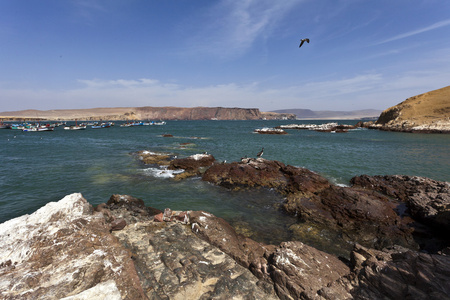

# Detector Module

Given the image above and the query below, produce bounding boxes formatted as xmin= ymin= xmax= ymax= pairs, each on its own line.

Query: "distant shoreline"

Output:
xmin=0 ymin=106 xmax=380 ymax=121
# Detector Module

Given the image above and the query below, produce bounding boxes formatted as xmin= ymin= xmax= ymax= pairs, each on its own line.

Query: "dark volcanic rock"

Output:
xmin=349 ymin=244 xmax=450 ymax=300
xmin=203 ymin=158 xmax=449 ymax=253
xmin=98 ymin=194 xmax=162 ymax=224
xmin=351 ymin=175 xmax=450 ymax=231
xmin=202 ymin=158 xmax=330 ymax=195
xmin=285 ymin=184 xmax=416 ymax=250
xmin=168 ymin=153 xmax=215 ymax=173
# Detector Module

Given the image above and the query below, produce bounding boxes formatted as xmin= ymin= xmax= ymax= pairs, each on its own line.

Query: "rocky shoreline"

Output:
xmin=1 ymin=153 xmax=449 ymax=299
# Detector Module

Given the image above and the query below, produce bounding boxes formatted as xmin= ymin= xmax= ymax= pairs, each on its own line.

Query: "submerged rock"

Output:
xmin=135 ymin=150 xmax=215 ymax=180
xmin=168 ymin=153 xmax=216 ymax=179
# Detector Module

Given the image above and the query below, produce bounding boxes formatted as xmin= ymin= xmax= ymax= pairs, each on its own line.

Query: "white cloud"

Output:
xmin=186 ymin=0 xmax=304 ymax=58
xmin=2 ymin=70 xmax=447 ymax=113
xmin=374 ymin=19 xmax=450 ymax=45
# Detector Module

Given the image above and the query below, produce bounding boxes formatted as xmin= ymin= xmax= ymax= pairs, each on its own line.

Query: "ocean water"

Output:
xmin=1 ymin=120 xmax=449 ymax=254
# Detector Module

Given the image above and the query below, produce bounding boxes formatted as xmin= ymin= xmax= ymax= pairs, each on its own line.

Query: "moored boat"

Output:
xmin=23 ymin=127 xmax=54 ymax=132
xmin=64 ymin=125 xmax=86 ymax=130
xmin=0 ymin=121 xmax=10 ymax=129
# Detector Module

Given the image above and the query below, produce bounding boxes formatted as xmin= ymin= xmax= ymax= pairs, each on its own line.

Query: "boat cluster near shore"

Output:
xmin=0 ymin=120 xmax=166 ymax=131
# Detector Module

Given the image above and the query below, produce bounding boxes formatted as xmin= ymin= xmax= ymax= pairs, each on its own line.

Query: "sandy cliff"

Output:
xmin=375 ymin=85 xmax=450 ymax=133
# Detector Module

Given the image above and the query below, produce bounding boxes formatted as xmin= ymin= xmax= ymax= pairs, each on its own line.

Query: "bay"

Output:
xmin=1 ymin=120 xmax=449 ymax=248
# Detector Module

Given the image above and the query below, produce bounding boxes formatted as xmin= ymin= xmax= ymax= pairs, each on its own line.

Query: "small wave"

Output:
xmin=142 ymin=166 xmax=184 ymax=179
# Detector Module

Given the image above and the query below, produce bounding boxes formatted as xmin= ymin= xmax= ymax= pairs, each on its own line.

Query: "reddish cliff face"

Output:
xmin=135 ymin=106 xmax=263 ymax=120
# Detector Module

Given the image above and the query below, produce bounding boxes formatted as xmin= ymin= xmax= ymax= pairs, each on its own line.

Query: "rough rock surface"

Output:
xmin=1 ymin=193 xmax=450 ymax=299
xmin=0 ymin=193 xmax=146 ymax=300
xmin=270 ymin=241 xmax=352 ymax=299
xmin=349 ymin=244 xmax=450 ymax=300
xmin=113 ymin=221 xmax=278 ymax=299
xmin=351 ymin=175 xmax=450 ymax=231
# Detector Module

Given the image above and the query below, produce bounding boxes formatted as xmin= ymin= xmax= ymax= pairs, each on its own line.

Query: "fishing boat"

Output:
xmin=64 ymin=120 xmax=86 ymax=130
xmin=64 ymin=125 xmax=86 ymax=130
xmin=0 ymin=121 xmax=10 ymax=129
xmin=23 ymin=126 xmax=54 ymax=132
xmin=91 ymin=122 xmax=111 ymax=129
xmin=120 ymin=122 xmax=133 ymax=127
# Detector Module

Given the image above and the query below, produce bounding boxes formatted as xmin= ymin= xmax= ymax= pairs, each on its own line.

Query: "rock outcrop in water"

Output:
xmin=1 ymin=192 xmax=449 ymax=299
xmin=202 ymin=158 xmax=450 ymax=254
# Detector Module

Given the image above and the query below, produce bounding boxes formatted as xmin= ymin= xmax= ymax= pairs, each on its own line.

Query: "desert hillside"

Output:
xmin=0 ymin=106 xmax=295 ymax=121
xmin=375 ymin=86 xmax=450 ymax=133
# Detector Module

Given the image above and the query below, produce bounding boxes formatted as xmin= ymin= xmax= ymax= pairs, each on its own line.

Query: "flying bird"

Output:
xmin=299 ymin=38 xmax=310 ymax=48
xmin=256 ymin=147 xmax=264 ymax=158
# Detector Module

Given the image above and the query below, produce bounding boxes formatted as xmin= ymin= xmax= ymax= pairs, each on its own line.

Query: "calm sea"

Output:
xmin=1 ymin=120 xmax=449 ymax=254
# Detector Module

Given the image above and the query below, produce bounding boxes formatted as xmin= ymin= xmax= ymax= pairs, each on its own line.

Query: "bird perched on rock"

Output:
xmin=256 ymin=147 xmax=264 ymax=157
xmin=299 ymin=38 xmax=310 ymax=48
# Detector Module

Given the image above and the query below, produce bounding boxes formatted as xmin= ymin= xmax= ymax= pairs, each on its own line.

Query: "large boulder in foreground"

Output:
xmin=0 ymin=194 xmax=278 ymax=299
xmin=1 ymin=193 xmax=450 ymax=299
xmin=0 ymin=193 xmax=145 ymax=300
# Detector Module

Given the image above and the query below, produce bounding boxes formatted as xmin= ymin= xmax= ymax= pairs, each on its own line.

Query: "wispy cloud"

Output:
xmin=4 ymin=71 xmax=444 ymax=112
xmin=186 ymin=0 xmax=304 ymax=58
xmin=374 ymin=19 xmax=450 ymax=45
xmin=70 ymin=0 xmax=109 ymax=23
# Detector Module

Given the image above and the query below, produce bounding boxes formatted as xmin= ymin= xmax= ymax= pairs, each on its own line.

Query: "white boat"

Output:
xmin=64 ymin=125 xmax=86 ymax=130
xmin=64 ymin=120 xmax=86 ymax=130
xmin=23 ymin=127 xmax=54 ymax=132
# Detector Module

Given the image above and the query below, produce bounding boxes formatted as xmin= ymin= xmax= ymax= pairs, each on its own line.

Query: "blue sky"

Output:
xmin=1 ymin=0 xmax=449 ymax=112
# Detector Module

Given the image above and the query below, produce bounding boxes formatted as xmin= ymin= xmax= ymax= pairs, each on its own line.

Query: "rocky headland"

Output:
xmin=0 ymin=106 xmax=295 ymax=121
xmin=2 ymin=153 xmax=449 ymax=299
xmin=369 ymin=85 xmax=450 ymax=133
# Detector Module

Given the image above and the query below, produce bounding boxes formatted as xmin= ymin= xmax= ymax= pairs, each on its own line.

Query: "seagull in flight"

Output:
xmin=299 ymin=38 xmax=310 ymax=48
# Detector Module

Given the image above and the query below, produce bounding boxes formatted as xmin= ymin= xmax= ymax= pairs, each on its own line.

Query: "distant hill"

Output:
xmin=0 ymin=106 xmax=296 ymax=121
xmin=375 ymin=86 xmax=450 ymax=133
xmin=271 ymin=109 xmax=381 ymax=120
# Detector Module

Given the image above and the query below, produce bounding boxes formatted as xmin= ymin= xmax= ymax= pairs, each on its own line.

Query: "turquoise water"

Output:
xmin=1 ymin=120 xmax=449 ymax=249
